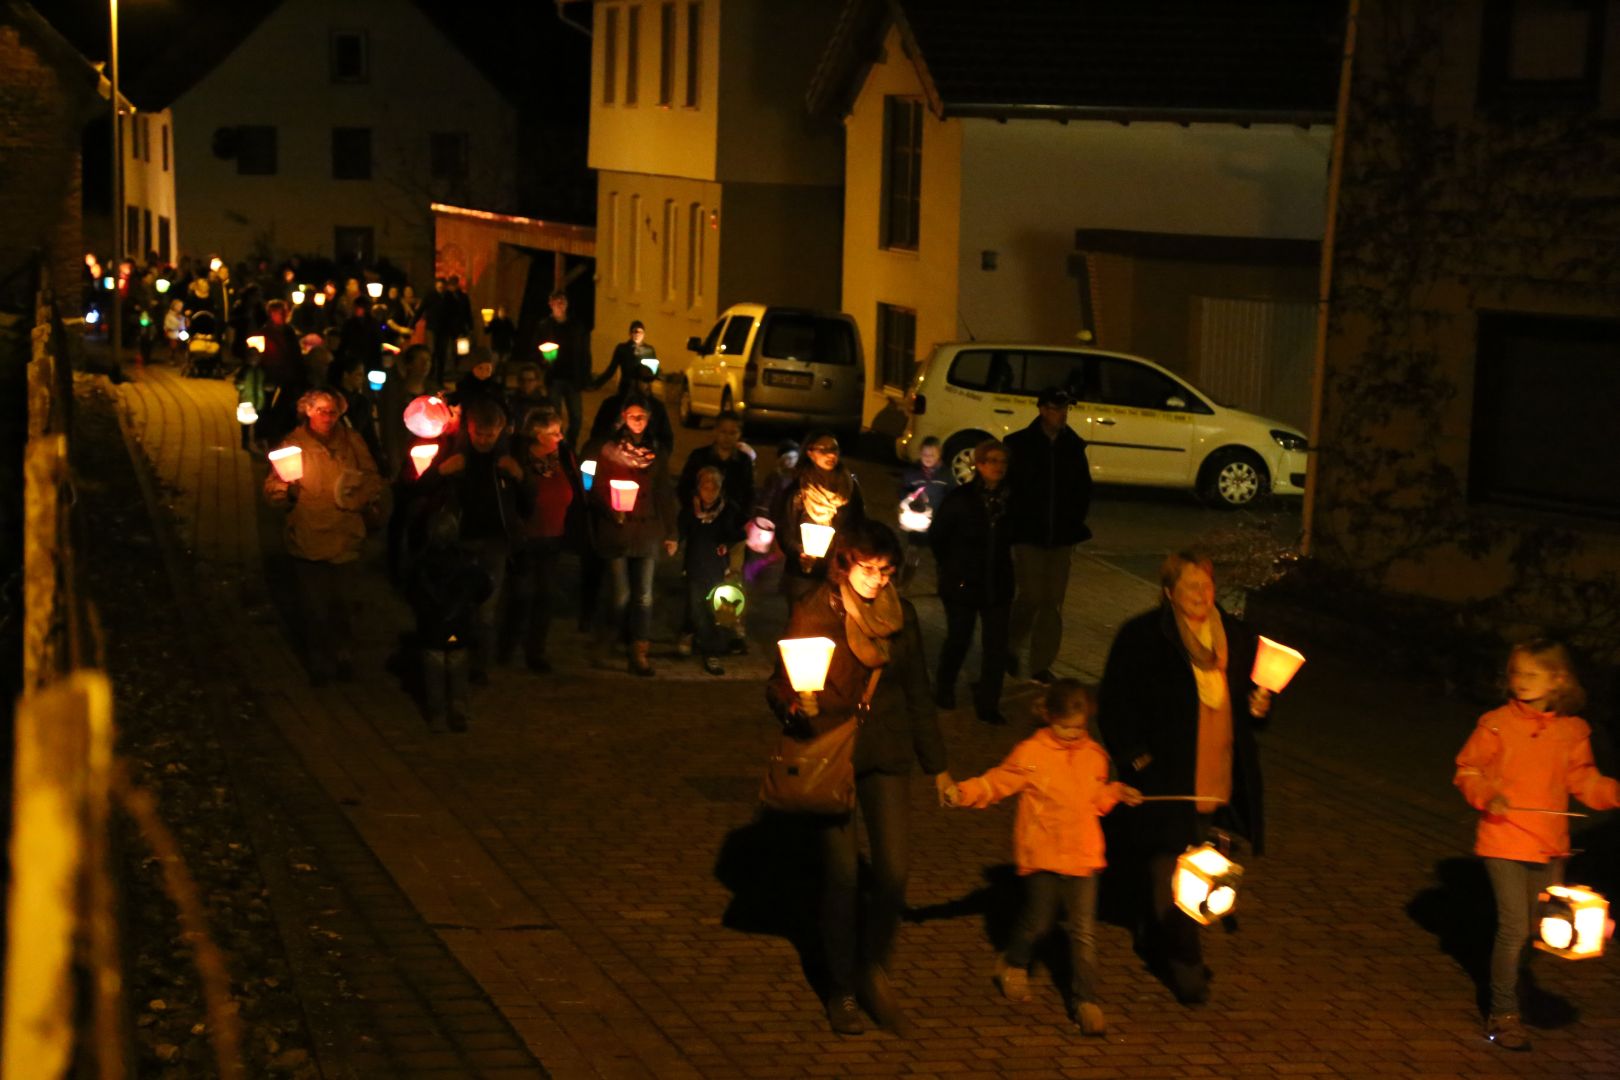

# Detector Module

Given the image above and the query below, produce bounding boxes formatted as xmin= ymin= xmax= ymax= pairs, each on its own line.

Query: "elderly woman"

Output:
xmin=769 ymin=429 xmax=866 ymax=605
xmin=1097 ymin=549 xmax=1272 ymax=1005
xmin=263 ymin=387 xmax=384 ymax=685
xmin=766 ymin=520 xmax=952 ymax=1037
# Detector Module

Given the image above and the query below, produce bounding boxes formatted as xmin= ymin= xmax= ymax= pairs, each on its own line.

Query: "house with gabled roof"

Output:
xmin=807 ymin=0 xmax=1345 ymax=430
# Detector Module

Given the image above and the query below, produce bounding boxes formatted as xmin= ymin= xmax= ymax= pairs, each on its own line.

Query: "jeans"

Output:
xmin=1005 ymin=871 xmax=1099 ymax=1004
xmin=937 ymin=600 xmax=1010 ymax=718
xmin=604 ymin=555 xmax=657 ymax=643
xmin=1008 ymin=544 xmax=1074 ymax=675
xmin=503 ymin=537 xmax=567 ymax=663
xmin=1484 ymin=857 xmax=1564 ymax=1015
xmin=291 ymin=558 xmax=356 ymax=679
xmin=463 ymin=537 xmax=511 ymax=675
xmin=819 ymin=772 xmax=910 ymax=997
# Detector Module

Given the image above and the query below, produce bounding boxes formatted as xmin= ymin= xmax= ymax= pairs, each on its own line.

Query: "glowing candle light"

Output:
xmin=609 ymin=479 xmax=640 ymax=512
xmin=268 ymin=446 xmax=304 ymax=483
xmin=778 ymin=636 xmax=838 ymax=717
xmin=155 ymin=277 xmax=171 ymax=294
xmin=1173 ymin=844 xmax=1244 ymax=926
xmin=580 ymin=459 xmax=596 ymax=491
xmin=409 ymin=443 xmax=440 ymax=477
xmin=291 ymin=289 xmax=306 ymax=305
xmin=800 ymin=523 xmax=836 ymax=559
xmin=403 ymin=395 xmax=452 ymax=438
xmin=366 ymin=281 xmax=384 ymax=299
xmin=1251 ymin=637 xmax=1306 ymax=693
xmin=745 ymin=516 xmax=776 ymax=554
xmin=539 ymin=341 xmax=560 ymax=362
xmin=367 ymin=369 xmax=386 ymax=391
xmin=246 ymin=335 xmax=265 ymax=352
xmin=456 ymin=336 xmax=471 ymax=356
xmin=236 ymin=402 xmax=258 ymax=424
xmin=1536 ymin=885 xmax=1611 ymax=959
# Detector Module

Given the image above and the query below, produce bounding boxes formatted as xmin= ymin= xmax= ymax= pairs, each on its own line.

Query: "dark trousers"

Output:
xmin=937 ymin=600 xmax=1010 ymax=719
xmin=578 ymin=547 xmax=605 ymax=632
xmin=292 ymin=558 xmax=355 ymax=679
xmin=818 ymin=772 xmax=910 ymax=998
xmin=502 ymin=536 xmax=567 ymax=663
xmin=1142 ymin=812 xmax=1216 ymax=997
xmin=1005 ymin=871 xmax=1099 ymax=1004
xmin=464 ymin=537 xmax=510 ymax=675
xmin=421 ymin=646 xmax=469 ymax=723
xmin=685 ymin=571 xmax=735 ymax=659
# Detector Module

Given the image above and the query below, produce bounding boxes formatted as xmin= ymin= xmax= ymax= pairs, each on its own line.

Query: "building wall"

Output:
xmin=714 ymin=0 xmax=843 ymax=187
xmin=171 ymin=0 xmax=516 ymax=284
xmin=119 ymin=107 xmax=177 ymax=261
xmin=716 ymin=181 xmax=842 ymax=312
xmin=957 ymin=120 xmax=1331 ymax=346
xmin=842 ymin=22 xmax=962 ymax=421
xmin=589 ymin=0 xmax=720 ymax=181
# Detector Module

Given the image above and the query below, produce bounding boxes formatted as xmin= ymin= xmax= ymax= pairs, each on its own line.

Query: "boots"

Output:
xmin=629 ymin=640 xmax=654 ymax=677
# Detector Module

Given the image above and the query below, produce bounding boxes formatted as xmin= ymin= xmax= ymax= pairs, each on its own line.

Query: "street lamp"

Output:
xmin=109 ymin=0 xmax=121 ymax=366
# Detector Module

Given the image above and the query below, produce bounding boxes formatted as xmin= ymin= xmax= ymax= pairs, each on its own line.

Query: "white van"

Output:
xmin=897 ymin=343 xmax=1309 ymax=508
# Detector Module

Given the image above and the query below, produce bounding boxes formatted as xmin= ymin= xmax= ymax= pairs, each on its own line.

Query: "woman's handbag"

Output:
xmin=760 ymin=668 xmax=881 ymax=815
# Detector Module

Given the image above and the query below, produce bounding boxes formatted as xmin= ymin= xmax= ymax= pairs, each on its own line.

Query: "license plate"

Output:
xmin=764 ymin=369 xmax=813 ymax=389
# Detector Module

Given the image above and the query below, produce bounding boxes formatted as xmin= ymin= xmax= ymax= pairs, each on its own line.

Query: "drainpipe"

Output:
xmin=555 ymin=0 xmax=592 ymax=38
xmin=1301 ymin=0 xmax=1359 ymax=558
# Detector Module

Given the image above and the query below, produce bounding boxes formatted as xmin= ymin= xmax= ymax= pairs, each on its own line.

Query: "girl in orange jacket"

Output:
xmin=1453 ymin=639 xmax=1620 ymax=1052
xmin=946 ymin=680 xmax=1141 ymax=1035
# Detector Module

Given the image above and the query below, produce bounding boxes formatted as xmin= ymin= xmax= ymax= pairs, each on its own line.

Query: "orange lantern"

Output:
xmin=609 ymin=479 xmax=640 ymax=512
xmin=1251 ymin=636 xmax=1305 ymax=693
xmin=268 ymin=446 xmax=304 ymax=483
xmin=1536 ymin=885 xmax=1611 ymax=959
xmin=480 ymin=307 xmax=495 ymax=325
xmin=246 ymin=334 xmax=265 ymax=352
xmin=312 ymin=292 xmax=327 ymax=307
xmin=779 ymin=636 xmax=838 ymax=717
xmin=403 ymin=395 xmax=453 ymax=439
xmin=1173 ymin=843 xmax=1243 ymax=925
xmin=800 ymin=523 xmax=836 ymax=559
xmin=409 ymin=443 xmax=439 ymax=477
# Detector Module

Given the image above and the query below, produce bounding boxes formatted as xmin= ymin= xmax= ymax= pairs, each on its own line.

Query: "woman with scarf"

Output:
xmin=769 ymin=429 xmax=866 ymax=605
xmin=677 ymin=466 xmax=747 ymax=675
xmin=766 ymin=519 xmax=953 ymax=1037
xmin=1096 ymin=549 xmax=1273 ymax=1005
xmin=586 ymin=395 xmax=678 ymax=676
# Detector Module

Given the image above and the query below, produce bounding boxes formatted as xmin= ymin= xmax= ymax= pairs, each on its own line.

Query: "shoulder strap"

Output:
xmin=859 ymin=666 xmax=883 ymax=710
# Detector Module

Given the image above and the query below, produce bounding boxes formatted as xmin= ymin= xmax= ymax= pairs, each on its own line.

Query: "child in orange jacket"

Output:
xmin=946 ymin=680 xmax=1141 ymax=1035
xmin=1454 ymin=639 xmax=1620 ymax=1052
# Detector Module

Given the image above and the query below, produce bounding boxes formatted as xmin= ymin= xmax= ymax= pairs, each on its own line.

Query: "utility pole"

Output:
xmin=109 ymin=0 xmax=122 ymax=372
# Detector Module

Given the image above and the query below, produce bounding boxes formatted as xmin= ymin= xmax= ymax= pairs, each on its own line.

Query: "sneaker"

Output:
xmin=826 ymin=994 xmax=864 ymax=1035
xmin=1029 ymin=669 xmax=1056 ymax=686
xmin=857 ymin=965 xmax=911 ymax=1037
xmin=1074 ymin=1002 xmax=1106 ymax=1037
xmin=1487 ymin=1013 xmax=1531 ymax=1051
xmin=994 ymin=961 xmax=1031 ymax=1003
xmin=703 ymin=656 xmax=725 ymax=676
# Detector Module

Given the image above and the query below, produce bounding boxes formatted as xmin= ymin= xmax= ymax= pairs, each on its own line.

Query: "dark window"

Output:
xmin=719 ymin=314 xmax=753 ymax=357
xmin=685 ymin=2 xmax=701 ymax=107
xmin=881 ymin=97 xmax=922 ymax=250
xmin=143 ymin=209 xmax=153 ymax=256
xmin=332 ymin=127 xmax=372 ymax=180
xmin=1471 ymin=311 xmax=1620 ymax=518
xmin=334 ymin=226 xmax=375 ymax=264
xmin=430 ymin=132 xmax=469 ymax=183
xmin=761 ymin=314 xmax=857 ymax=366
xmin=603 ymin=6 xmax=618 ymax=104
xmin=659 ymin=3 xmax=676 ymax=106
xmin=947 ymin=349 xmax=1086 ymax=398
xmin=157 ymin=215 xmax=171 ymax=262
xmin=1479 ymin=0 xmax=1604 ymax=108
xmin=1092 ymin=356 xmax=1203 ymax=411
xmin=697 ymin=317 xmax=725 ymax=355
xmin=161 ymin=123 xmax=169 ymax=171
xmin=625 ymin=4 xmax=640 ymax=105
xmin=331 ymin=31 xmax=368 ymax=83
xmin=237 ymin=125 xmax=277 ymax=175
xmin=124 ymin=206 xmax=139 ymax=259
xmin=877 ymin=302 xmax=917 ymax=390
xmin=140 ymin=116 xmax=150 ymax=162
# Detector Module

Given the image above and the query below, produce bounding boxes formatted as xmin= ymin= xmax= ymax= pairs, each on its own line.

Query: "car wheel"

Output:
xmin=942 ymin=432 xmax=988 ymax=486
xmin=678 ymin=379 xmax=701 ymax=428
xmin=1200 ymin=448 xmax=1269 ymax=509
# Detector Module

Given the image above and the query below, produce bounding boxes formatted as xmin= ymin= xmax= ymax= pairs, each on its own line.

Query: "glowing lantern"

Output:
xmin=480 ymin=307 xmax=495 ymax=325
xmin=456 ymin=336 xmax=471 ymax=356
xmin=1173 ymin=844 xmax=1243 ymax=926
xmin=85 ymin=309 xmax=101 ymax=325
xmin=246 ymin=334 xmax=266 ymax=353
xmin=580 ymin=459 xmax=596 ymax=491
xmin=85 ymin=253 xmax=98 ymax=267
xmin=139 ymin=312 xmax=151 ymax=328
xmin=779 ymin=636 xmax=838 ymax=717
xmin=641 ymin=356 xmax=660 ymax=376
xmin=707 ymin=582 xmax=747 ymax=628
xmin=1251 ymin=636 xmax=1306 ymax=693
xmin=178 ymin=329 xmax=188 ymax=341
xmin=745 ymin=516 xmax=776 ymax=554
xmin=236 ymin=402 xmax=258 ymax=425
xmin=209 ymin=256 xmax=223 ymax=272
xmin=609 ymin=479 xmax=640 ymax=512
xmin=367 ymin=369 xmax=386 ymax=391
xmin=298 ymin=333 xmax=322 ymax=354
xmin=103 ymin=276 xmax=115 ymax=290
xmin=155 ymin=277 xmax=171 ymax=294
xmin=539 ymin=341 xmax=560 ymax=362
xmin=403 ymin=394 xmax=453 ymax=439
xmin=800 ymin=523 xmax=836 ymax=559
xmin=291 ymin=289 xmax=307 ymax=305
xmin=313 ymin=292 xmax=327 ymax=307
xmin=409 ymin=443 xmax=440 ymax=477
xmin=897 ymin=495 xmax=932 ymax=534
xmin=366 ymin=281 xmax=384 ymax=299
xmin=268 ymin=446 xmax=304 ymax=483
xmin=381 ymin=342 xmax=400 ymax=354
xmin=1536 ymin=885 xmax=1611 ymax=959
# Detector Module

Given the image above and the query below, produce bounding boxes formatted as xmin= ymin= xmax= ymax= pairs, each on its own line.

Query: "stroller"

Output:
xmin=183 ymin=310 xmax=225 ymax=378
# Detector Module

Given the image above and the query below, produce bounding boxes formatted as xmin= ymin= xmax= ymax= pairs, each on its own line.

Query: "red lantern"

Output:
xmin=403 ymin=394 xmax=452 ymax=439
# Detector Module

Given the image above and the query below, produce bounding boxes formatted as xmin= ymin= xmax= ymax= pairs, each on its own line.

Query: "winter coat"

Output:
xmin=589 ymin=389 xmax=676 ymax=457
xmin=679 ymin=498 xmax=747 ymax=586
xmin=408 ymin=544 xmax=495 ymax=648
xmin=235 ymin=363 xmax=267 ymax=411
xmin=431 ymin=444 xmax=528 ymax=548
xmin=899 ymin=463 xmax=952 ymax=515
xmin=956 ymin=728 xmax=1122 ymax=876
xmin=678 ymin=444 xmax=756 ymax=510
xmin=586 ymin=436 xmax=679 ymax=559
xmin=766 ymin=582 xmax=947 ymax=779
xmin=1454 ymin=700 xmax=1620 ymax=862
xmin=930 ymin=478 xmax=1014 ymax=608
xmin=595 ymin=339 xmax=656 ymax=395
xmin=1097 ymin=604 xmax=1267 ymax=855
xmin=1004 ymin=418 xmax=1093 ymax=547
xmin=263 ymin=424 xmax=383 ymax=564
xmin=535 ymin=315 xmax=592 ymax=385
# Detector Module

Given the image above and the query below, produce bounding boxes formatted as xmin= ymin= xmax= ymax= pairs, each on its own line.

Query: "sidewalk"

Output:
xmin=117 ymin=362 xmax=1620 ymax=1078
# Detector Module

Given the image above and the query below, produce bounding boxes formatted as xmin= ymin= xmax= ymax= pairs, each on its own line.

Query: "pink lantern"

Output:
xmin=268 ymin=446 xmax=304 ymax=483
xmin=779 ymin=636 xmax=838 ymax=717
xmin=1251 ymin=636 xmax=1306 ymax=693
xmin=609 ymin=479 xmax=640 ymax=512
xmin=403 ymin=394 xmax=452 ymax=439
xmin=800 ymin=523 xmax=836 ymax=559
xmin=409 ymin=443 xmax=439 ymax=477
xmin=745 ymin=516 xmax=776 ymax=554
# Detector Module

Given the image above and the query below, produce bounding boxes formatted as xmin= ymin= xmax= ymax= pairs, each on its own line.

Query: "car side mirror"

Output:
xmin=686 ymin=336 xmax=703 ymax=353
xmin=1164 ymin=395 xmax=1187 ymax=410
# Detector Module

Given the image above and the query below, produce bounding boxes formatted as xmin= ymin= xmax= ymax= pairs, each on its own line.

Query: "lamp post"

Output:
xmin=109 ymin=0 xmax=121 ymax=368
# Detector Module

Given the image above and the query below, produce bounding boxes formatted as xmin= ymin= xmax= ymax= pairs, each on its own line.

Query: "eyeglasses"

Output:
xmin=854 ymin=561 xmax=896 ymax=580
xmin=807 ymin=442 xmax=839 ymax=454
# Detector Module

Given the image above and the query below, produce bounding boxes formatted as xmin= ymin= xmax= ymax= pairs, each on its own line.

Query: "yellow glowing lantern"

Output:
xmin=800 ymin=523 xmax=836 ymax=559
xmin=236 ymin=402 xmax=258 ymax=425
xmin=313 ymin=292 xmax=327 ymax=307
xmin=291 ymin=289 xmax=307 ymax=305
xmin=1173 ymin=843 xmax=1244 ymax=925
xmin=539 ymin=340 xmax=560 ymax=362
xmin=366 ymin=281 xmax=384 ymax=299
xmin=480 ymin=307 xmax=495 ymax=325
xmin=779 ymin=636 xmax=838 ymax=716
xmin=1536 ymin=885 xmax=1611 ymax=959
xmin=154 ymin=277 xmax=171 ymax=294
xmin=1251 ymin=636 xmax=1306 ymax=693
xmin=409 ymin=443 xmax=440 ymax=477
xmin=580 ymin=459 xmax=596 ymax=491
xmin=246 ymin=334 xmax=265 ymax=353
xmin=609 ymin=479 xmax=640 ymax=512
xmin=456 ymin=336 xmax=471 ymax=356
xmin=268 ymin=446 xmax=304 ymax=483
xmin=209 ymin=256 xmax=223 ymax=273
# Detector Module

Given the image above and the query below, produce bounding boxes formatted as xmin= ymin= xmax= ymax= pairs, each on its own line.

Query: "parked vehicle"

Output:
xmin=896 ymin=343 xmax=1308 ymax=509
xmin=677 ymin=303 xmax=864 ymax=435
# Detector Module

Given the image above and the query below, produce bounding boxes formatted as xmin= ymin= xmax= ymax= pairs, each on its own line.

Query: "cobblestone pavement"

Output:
xmin=117 ymin=362 xmax=1620 ymax=1078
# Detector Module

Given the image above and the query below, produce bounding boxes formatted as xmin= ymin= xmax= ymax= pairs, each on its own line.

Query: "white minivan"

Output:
xmin=896 ymin=343 xmax=1309 ymax=508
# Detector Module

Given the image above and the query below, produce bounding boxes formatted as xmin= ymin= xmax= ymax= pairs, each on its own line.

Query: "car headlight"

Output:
xmin=1270 ymin=429 xmax=1307 ymax=452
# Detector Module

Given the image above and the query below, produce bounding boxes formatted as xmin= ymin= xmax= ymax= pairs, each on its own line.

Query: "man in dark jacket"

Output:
xmin=1003 ymin=387 xmax=1092 ymax=684
xmin=535 ymin=290 xmax=593 ymax=448
xmin=677 ymin=410 xmax=754 ymax=508
xmin=930 ymin=438 xmax=1014 ymax=725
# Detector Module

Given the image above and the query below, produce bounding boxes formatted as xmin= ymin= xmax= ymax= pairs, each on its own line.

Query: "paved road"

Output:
xmin=116 ymin=362 xmax=1620 ymax=1078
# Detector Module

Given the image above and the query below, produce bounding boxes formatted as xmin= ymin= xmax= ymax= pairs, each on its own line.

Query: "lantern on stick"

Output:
xmin=539 ymin=341 xmax=560 ymax=363
xmin=367 ymin=369 xmax=387 ymax=391
xmin=209 ymin=257 xmax=223 ymax=273
xmin=707 ymin=582 xmax=747 ymax=630
xmin=85 ymin=309 xmax=101 ymax=325
xmin=409 ymin=443 xmax=440 ymax=478
xmin=455 ymin=336 xmax=471 ymax=357
xmin=403 ymin=395 xmax=453 ymax=439
xmin=609 ymin=479 xmax=640 ymax=512
xmin=1173 ymin=843 xmax=1243 ymax=926
xmin=291 ymin=289 xmax=307 ymax=305
xmin=155 ymin=277 xmax=171 ymax=294
xmin=1536 ymin=885 xmax=1611 ymax=959
xmin=268 ymin=446 xmax=304 ymax=483
xmin=897 ymin=494 xmax=932 ymax=534
xmin=580 ymin=459 xmax=597 ymax=491
xmin=800 ymin=523 xmax=836 ymax=559
xmin=366 ymin=281 xmax=384 ymax=299
xmin=236 ymin=402 xmax=258 ymax=425
xmin=779 ymin=636 xmax=837 ymax=717
xmin=1251 ymin=636 xmax=1306 ymax=693
xmin=246 ymin=334 xmax=266 ymax=353
xmin=745 ymin=516 xmax=776 ymax=554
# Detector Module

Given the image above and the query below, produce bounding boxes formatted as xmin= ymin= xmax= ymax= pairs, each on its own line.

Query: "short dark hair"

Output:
xmin=629 ymin=319 xmax=645 ymax=333
xmin=826 ymin=520 xmax=902 ymax=586
xmin=548 ymin=289 xmax=567 ymax=302
xmin=462 ymin=395 xmax=507 ymax=429
xmin=919 ymin=435 xmax=941 ymax=450
xmin=1159 ymin=548 xmax=1215 ymax=592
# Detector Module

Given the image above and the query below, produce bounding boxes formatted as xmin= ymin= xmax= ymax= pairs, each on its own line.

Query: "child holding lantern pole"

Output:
xmin=678 ymin=466 xmax=747 ymax=675
xmin=1453 ymin=638 xmax=1620 ymax=1052
xmin=945 ymin=680 xmax=1141 ymax=1035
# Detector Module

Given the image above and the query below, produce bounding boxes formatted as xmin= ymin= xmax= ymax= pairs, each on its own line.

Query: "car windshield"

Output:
xmin=761 ymin=315 xmax=856 ymax=365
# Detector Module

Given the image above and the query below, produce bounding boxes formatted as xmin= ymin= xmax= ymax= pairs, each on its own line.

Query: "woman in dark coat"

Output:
xmin=1097 ymin=549 xmax=1273 ymax=1005
xmin=502 ymin=405 xmax=587 ymax=673
xmin=766 ymin=520 xmax=953 ymax=1037
xmin=769 ymin=429 xmax=865 ymax=606
xmin=930 ymin=438 xmax=1015 ymax=726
